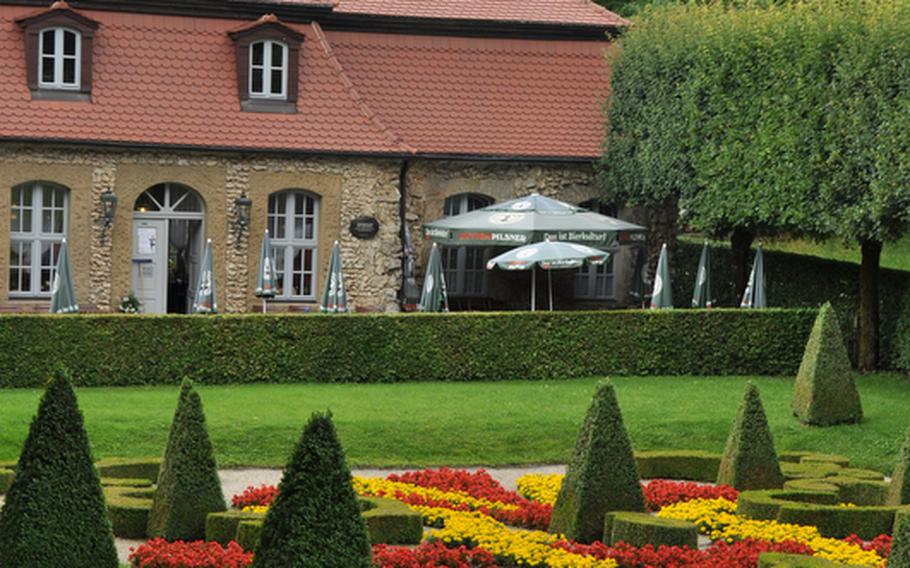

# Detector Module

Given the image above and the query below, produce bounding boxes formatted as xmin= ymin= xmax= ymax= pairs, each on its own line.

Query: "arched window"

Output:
xmin=268 ymin=190 xmax=318 ymax=300
xmin=39 ymin=27 xmax=81 ymax=89
xmin=9 ymin=182 xmax=68 ymax=296
xmin=249 ymin=40 xmax=287 ymax=99
xmin=442 ymin=193 xmax=493 ymax=297
xmin=574 ymin=199 xmax=617 ymax=300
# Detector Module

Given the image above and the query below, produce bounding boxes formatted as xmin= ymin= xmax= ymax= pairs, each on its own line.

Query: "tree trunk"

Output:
xmin=857 ymin=239 xmax=882 ymax=372
xmin=730 ymin=228 xmax=755 ymax=303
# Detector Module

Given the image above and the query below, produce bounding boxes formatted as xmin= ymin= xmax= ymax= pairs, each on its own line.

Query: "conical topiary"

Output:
xmin=792 ymin=302 xmax=863 ymax=426
xmin=251 ymin=411 xmax=372 ymax=568
xmin=887 ymin=425 xmax=910 ymax=505
xmin=148 ymin=379 xmax=226 ymax=540
xmin=548 ymin=381 xmax=645 ymax=544
xmin=0 ymin=369 xmax=119 ymax=568
xmin=717 ymin=382 xmax=784 ymax=490
xmin=890 ymin=511 xmax=910 ymax=567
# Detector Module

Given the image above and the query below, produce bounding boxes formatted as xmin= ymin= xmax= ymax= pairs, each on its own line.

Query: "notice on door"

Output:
xmin=137 ymin=227 xmax=157 ymax=254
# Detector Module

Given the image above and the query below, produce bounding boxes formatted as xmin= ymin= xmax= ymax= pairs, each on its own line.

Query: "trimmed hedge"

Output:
xmin=758 ymin=552 xmax=864 ymax=567
xmin=603 ymin=511 xmax=697 ymax=548
xmin=890 ymin=425 xmax=910 ymax=505
xmin=780 ymin=462 xmax=842 ymax=481
xmin=891 ymin=510 xmax=910 ymax=568
xmin=0 ymin=310 xmax=817 ymax=386
xmin=96 ymin=458 xmax=161 ymax=482
xmin=549 ymin=381 xmax=645 ymax=544
xmin=717 ymin=383 xmax=784 ymax=491
xmin=779 ymin=452 xmax=850 ymax=467
xmin=0 ymin=468 xmax=12 ymax=493
xmin=634 ymin=450 xmax=721 ymax=482
xmin=104 ymin=485 xmax=155 ymax=539
xmin=206 ymin=510 xmax=264 ymax=546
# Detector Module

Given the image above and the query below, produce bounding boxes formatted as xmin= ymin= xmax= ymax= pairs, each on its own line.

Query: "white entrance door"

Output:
xmin=131 ymin=218 xmax=168 ymax=314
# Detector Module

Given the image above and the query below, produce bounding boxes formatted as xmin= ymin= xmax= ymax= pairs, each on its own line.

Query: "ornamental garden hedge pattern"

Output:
xmin=0 ymin=309 xmax=816 ymax=386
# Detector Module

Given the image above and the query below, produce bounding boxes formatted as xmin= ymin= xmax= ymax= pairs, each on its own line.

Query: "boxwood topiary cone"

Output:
xmin=890 ymin=511 xmax=910 ymax=567
xmin=0 ymin=369 xmax=119 ymax=568
xmin=887 ymin=425 xmax=910 ymax=505
xmin=791 ymin=302 xmax=863 ymax=426
xmin=717 ymin=382 xmax=784 ymax=491
xmin=251 ymin=411 xmax=372 ymax=568
xmin=548 ymin=380 xmax=645 ymax=544
xmin=148 ymin=379 xmax=226 ymax=540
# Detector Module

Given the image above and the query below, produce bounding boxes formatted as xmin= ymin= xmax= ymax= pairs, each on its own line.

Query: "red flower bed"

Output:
xmin=554 ymin=538 xmax=813 ymax=568
xmin=642 ymin=479 xmax=739 ymax=512
xmin=388 ymin=468 xmax=526 ymax=505
xmin=844 ymin=534 xmax=892 ymax=558
xmin=129 ymin=539 xmax=253 ymax=568
xmin=231 ymin=484 xmax=278 ymax=509
xmin=372 ymin=542 xmax=500 ymax=568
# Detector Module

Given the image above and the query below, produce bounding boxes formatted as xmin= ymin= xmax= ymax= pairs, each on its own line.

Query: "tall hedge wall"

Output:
xmin=0 ymin=309 xmax=814 ymax=387
xmin=673 ymin=242 xmax=910 ymax=369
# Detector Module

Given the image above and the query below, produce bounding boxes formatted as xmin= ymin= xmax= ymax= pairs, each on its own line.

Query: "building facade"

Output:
xmin=0 ymin=0 xmax=638 ymax=313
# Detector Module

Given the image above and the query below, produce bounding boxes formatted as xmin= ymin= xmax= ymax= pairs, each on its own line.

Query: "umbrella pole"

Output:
xmin=262 ymin=299 xmax=267 ymax=314
xmin=531 ymin=268 xmax=536 ymax=312
xmin=548 ymin=269 xmax=553 ymax=311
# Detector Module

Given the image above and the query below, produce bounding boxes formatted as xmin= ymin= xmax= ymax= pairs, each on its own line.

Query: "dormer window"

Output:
xmin=16 ymin=1 xmax=98 ymax=101
xmin=230 ymin=14 xmax=303 ymax=113
xmin=39 ymin=27 xmax=81 ymax=89
xmin=249 ymin=40 xmax=287 ymax=99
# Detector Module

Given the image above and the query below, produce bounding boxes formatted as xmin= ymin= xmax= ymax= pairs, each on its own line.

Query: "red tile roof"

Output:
xmin=334 ymin=0 xmax=629 ymax=28
xmin=0 ymin=5 xmax=613 ymax=158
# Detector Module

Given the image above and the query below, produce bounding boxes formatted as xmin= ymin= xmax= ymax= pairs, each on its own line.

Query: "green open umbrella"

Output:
xmin=320 ymin=240 xmax=349 ymax=313
xmin=423 ymin=193 xmax=646 ymax=247
xmin=255 ymin=229 xmax=276 ymax=313
xmin=487 ymin=239 xmax=609 ymax=311
xmin=741 ymin=245 xmax=767 ymax=308
xmin=650 ymin=243 xmax=673 ymax=309
xmin=691 ymin=240 xmax=713 ymax=308
xmin=192 ymin=239 xmax=217 ymax=314
xmin=418 ymin=243 xmax=448 ymax=312
xmin=49 ymin=239 xmax=78 ymax=314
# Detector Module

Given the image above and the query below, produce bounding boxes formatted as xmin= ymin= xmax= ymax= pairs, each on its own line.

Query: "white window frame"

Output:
xmin=9 ymin=182 xmax=69 ymax=297
xmin=574 ymin=199 xmax=618 ymax=300
xmin=249 ymin=40 xmax=288 ymax=100
xmin=38 ymin=27 xmax=81 ymax=90
xmin=268 ymin=190 xmax=319 ymax=300
xmin=442 ymin=193 xmax=493 ymax=298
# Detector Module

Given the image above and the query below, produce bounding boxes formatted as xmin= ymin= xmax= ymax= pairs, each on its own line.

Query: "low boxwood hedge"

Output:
xmin=603 ymin=511 xmax=698 ymax=548
xmin=0 ymin=310 xmax=816 ymax=386
xmin=779 ymin=452 xmax=851 ymax=467
xmin=103 ymin=484 xmax=155 ymax=539
xmin=634 ymin=450 xmax=721 ymax=482
xmin=757 ymin=552 xmax=866 ymax=567
xmin=0 ymin=468 xmax=12 ymax=493
xmin=96 ymin=458 xmax=161 ymax=482
xmin=206 ymin=510 xmax=264 ymax=546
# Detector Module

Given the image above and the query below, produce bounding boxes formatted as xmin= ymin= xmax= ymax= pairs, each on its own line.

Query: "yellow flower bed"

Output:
xmin=240 ymin=505 xmax=268 ymax=514
xmin=657 ymin=498 xmax=884 ymax=567
xmin=422 ymin=505 xmax=617 ymax=568
xmin=352 ymin=476 xmax=520 ymax=514
xmin=516 ymin=473 xmax=562 ymax=506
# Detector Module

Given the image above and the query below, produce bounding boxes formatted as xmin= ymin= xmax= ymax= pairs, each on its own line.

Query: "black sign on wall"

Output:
xmin=349 ymin=216 xmax=380 ymax=239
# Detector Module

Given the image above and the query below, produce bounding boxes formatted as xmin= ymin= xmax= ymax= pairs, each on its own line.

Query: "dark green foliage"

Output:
xmin=105 ymin=485 xmax=155 ymax=539
xmin=549 ymin=381 xmax=645 ymax=543
xmin=252 ymin=412 xmax=372 ymax=568
xmin=717 ymin=383 xmax=784 ymax=490
xmin=792 ymin=303 xmax=863 ymax=425
xmin=148 ymin=379 xmax=226 ymax=540
xmin=634 ymin=450 xmax=720 ymax=482
xmin=0 ymin=370 xmax=119 ymax=568
xmin=0 ymin=311 xmax=817 ymax=386
xmin=890 ymin=511 xmax=910 ymax=568
xmin=888 ymin=426 xmax=910 ymax=505
xmin=604 ymin=511 xmax=697 ymax=548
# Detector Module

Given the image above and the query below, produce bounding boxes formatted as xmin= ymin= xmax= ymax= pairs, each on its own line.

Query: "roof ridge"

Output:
xmin=310 ymin=21 xmax=415 ymax=154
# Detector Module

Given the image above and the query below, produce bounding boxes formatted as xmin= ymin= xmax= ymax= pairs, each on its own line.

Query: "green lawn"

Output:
xmin=0 ymin=375 xmax=907 ymax=472
xmin=759 ymin=236 xmax=910 ymax=272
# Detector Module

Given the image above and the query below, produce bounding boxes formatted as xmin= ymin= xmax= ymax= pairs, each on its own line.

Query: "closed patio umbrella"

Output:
xmin=486 ymin=239 xmax=609 ymax=311
xmin=49 ymin=239 xmax=78 ymax=314
xmin=741 ymin=245 xmax=767 ymax=308
xmin=192 ymin=239 xmax=217 ymax=314
xmin=320 ymin=241 xmax=349 ymax=313
xmin=418 ymin=243 xmax=448 ymax=312
xmin=255 ymin=229 xmax=276 ymax=313
xmin=650 ymin=243 xmax=673 ymax=309
xmin=691 ymin=240 xmax=713 ymax=308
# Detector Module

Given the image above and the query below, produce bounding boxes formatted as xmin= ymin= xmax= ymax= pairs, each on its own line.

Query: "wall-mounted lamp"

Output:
xmin=234 ymin=191 xmax=252 ymax=247
xmin=100 ymin=188 xmax=118 ymax=239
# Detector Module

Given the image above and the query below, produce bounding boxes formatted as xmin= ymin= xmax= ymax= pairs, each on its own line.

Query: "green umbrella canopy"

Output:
xmin=255 ymin=229 xmax=276 ymax=299
xmin=741 ymin=245 xmax=767 ymax=308
xmin=422 ymin=193 xmax=646 ymax=248
xmin=418 ymin=243 xmax=448 ymax=313
xmin=650 ymin=243 xmax=673 ymax=309
xmin=691 ymin=241 xmax=713 ymax=308
xmin=192 ymin=239 xmax=217 ymax=314
xmin=320 ymin=240 xmax=349 ymax=313
xmin=49 ymin=239 xmax=78 ymax=314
